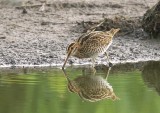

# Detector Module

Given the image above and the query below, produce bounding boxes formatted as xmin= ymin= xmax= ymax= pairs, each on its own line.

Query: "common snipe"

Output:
xmin=62 ymin=27 xmax=120 ymax=69
xmin=62 ymin=69 xmax=119 ymax=102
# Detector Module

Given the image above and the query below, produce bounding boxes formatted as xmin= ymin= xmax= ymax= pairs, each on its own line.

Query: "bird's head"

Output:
xmin=62 ymin=42 xmax=79 ymax=69
xmin=67 ymin=42 xmax=79 ymax=56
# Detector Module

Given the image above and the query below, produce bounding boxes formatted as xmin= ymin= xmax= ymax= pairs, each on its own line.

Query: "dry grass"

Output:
xmin=75 ymin=16 xmax=142 ymax=37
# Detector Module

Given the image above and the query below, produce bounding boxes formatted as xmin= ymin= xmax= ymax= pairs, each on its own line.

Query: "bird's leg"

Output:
xmin=104 ymin=52 xmax=113 ymax=67
xmin=91 ymin=58 xmax=96 ymax=75
xmin=104 ymin=53 xmax=112 ymax=80
xmin=105 ymin=67 xmax=111 ymax=80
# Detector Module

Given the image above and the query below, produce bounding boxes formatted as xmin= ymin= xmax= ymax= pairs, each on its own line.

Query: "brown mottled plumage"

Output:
xmin=62 ymin=28 xmax=120 ymax=69
xmin=62 ymin=65 xmax=119 ymax=102
xmin=67 ymin=75 xmax=119 ymax=102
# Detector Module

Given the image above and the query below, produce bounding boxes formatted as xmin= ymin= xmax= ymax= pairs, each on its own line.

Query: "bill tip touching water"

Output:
xmin=62 ymin=20 xmax=120 ymax=69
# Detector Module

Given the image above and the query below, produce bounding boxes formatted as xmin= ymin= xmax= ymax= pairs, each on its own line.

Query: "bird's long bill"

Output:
xmin=62 ymin=50 xmax=72 ymax=69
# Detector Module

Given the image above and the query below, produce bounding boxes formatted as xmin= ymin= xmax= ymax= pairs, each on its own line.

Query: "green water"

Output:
xmin=0 ymin=61 xmax=160 ymax=113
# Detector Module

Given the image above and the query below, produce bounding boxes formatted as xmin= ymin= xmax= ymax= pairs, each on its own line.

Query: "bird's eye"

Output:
xmin=68 ymin=43 xmax=76 ymax=51
xmin=70 ymin=47 xmax=73 ymax=49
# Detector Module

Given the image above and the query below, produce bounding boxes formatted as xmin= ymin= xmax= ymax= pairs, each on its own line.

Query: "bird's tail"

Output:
xmin=106 ymin=28 xmax=120 ymax=37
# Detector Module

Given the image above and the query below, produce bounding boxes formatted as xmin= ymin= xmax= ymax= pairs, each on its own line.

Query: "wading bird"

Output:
xmin=62 ymin=22 xmax=120 ymax=69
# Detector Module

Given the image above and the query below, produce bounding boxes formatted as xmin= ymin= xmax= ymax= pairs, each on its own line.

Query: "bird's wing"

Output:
xmin=79 ymin=31 xmax=112 ymax=47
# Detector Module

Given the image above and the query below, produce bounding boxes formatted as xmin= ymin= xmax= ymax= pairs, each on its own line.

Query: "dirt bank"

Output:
xmin=0 ymin=0 xmax=159 ymax=67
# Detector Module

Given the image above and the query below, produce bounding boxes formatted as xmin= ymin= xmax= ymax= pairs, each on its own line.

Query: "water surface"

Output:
xmin=0 ymin=61 xmax=160 ymax=113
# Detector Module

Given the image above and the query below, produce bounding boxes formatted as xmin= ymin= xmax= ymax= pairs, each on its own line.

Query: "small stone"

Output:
xmin=109 ymin=62 xmax=113 ymax=67
xmin=41 ymin=21 xmax=50 ymax=25
xmin=69 ymin=60 xmax=74 ymax=65
xmin=49 ymin=55 xmax=53 ymax=58
xmin=0 ymin=36 xmax=6 ymax=39
xmin=130 ymin=48 xmax=133 ymax=52
xmin=22 ymin=8 xmax=27 ymax=14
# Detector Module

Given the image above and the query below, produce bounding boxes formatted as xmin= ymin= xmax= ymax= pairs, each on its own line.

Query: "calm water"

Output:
xmin=0 ymin=61 xmax=160 ymax=113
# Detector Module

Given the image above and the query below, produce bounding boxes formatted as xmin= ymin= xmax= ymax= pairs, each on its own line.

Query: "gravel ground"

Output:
xmin=0 ymin=0 xmax=160 ymax=67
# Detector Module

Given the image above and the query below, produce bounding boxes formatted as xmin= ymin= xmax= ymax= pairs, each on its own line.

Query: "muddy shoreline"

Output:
xmin=0 ymin=0 xmax=160 ymax=68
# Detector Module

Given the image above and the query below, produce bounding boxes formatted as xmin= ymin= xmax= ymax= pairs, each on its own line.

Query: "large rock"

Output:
xmin=142 ymin=61 xmax=160 ymax=95
xmin=142 ymin=1 xmax=160 ymax=38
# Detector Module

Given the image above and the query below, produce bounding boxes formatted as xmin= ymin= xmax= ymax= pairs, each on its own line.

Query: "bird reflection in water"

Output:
xmin=62 ymin=67 xmax=119 ymax=102
xmin=142 ymin=61 xmax=160 ymax=95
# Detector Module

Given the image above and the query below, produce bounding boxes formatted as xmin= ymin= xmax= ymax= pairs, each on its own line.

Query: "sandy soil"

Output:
xmin=0 ymin=0 xmax=160 ymax=67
